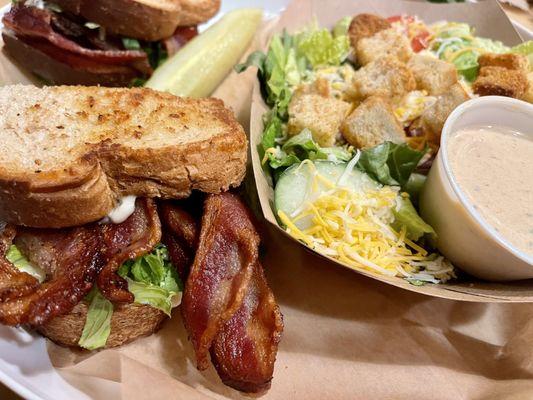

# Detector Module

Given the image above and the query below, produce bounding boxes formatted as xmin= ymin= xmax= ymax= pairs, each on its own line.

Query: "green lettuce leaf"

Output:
xmin=78 ymin=287 xmax=113 ymax=350
xmin=296 ymin=25 xmax=350 ymax=68
xmin=118 ymin=244 xmax=182 ymax=315
xmin=124 ymin=279 xmax=179 ymax=316
xmin=6 ymin=245 xmax=46 ymax=283
xmin=265 ymin=129 xmax=352 ymax=170
xmin=511 ymin=40 xmax=533 ymax=71
xmin=357 ymin=142 xmax=427 ymax=193
xmin=473 ymin=37 xmax=509 ymax=54
xmin=392 ymin=196 xmax=436 ymax=242
xmin=333 ymin=16 xmax=352 ymax=38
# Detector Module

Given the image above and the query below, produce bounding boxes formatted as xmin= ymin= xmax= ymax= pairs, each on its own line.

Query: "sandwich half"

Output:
xmin=2 ymin=0 xmax=221 ymax=86
xmin=0 ymin=85 xmax=283 ymax=392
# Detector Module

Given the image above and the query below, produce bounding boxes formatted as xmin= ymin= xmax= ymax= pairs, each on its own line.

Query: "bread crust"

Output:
xmin=37 ymin=301 xmax=167 ymax=348
xmin=51 ymin=0 xmax=183 ymax=42
xmin=2 ymin=32 xmax=140 ymax=86
xmin=0 ymin=85 xmax=247 ymax=228
xmin=178 ymin=0 xmax=221 ymax=27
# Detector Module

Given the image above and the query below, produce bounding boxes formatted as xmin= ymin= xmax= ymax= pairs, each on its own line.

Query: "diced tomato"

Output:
xmin=387 ymin=15 xmax=415 ymax=24
xmin=411 ymin=30 xmax=431 ymax=52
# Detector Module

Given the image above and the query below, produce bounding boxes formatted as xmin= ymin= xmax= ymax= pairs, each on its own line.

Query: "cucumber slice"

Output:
xmin=274 ymin=161 xmax=379 ymax=222
xmin=145 ymin=9 xmax=263 ymax=97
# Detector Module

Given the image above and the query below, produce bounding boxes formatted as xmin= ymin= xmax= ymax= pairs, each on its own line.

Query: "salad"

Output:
xmin=238 ymin=14 xmax=532 ymax=285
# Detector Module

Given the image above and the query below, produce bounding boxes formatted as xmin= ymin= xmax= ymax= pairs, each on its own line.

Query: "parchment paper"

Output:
xmin=2 ymin=1 xmax=533 ymax=399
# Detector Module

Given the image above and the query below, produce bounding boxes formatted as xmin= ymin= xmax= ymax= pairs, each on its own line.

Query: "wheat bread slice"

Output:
xmin=178 ymin=0 xmax=221 ymax=27
xmin=51 ymin=0 xmax=183 ymax=41
xmin=0 ymin=85 xmax=247 ymax=228
xmin=37 ymin=301 xmax=167 ymax=348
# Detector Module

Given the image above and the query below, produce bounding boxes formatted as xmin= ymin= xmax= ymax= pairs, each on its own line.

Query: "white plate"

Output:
xmin=0 ymin=2 xmax=531 ymax=400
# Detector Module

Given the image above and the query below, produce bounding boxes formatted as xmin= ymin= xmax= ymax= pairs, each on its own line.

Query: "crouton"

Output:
xmin=420 ymin=83 xmax=470 ymax=141
xmin=523 ymin=72 xmax=533 ymax=103
xmin=348 ymin=14 xmax=391 ymax=48
xmin=473 ymin=66 xmax=528 ymax=99
xmin=288 ymin=94 xmax=351 ymax=147
xmin=294 ymin=77 xmax=331 ymax=98
xmin=341 ymin=96 xmax=405 ymax=149
xmin=355 ymin=28 xmax=412 ymax=65
xmin=407 ymin=54 xmax=458 ymax=95
xmin=353 ymin=56 xmax=416 ymax=101
xmin=478 ymin=53 xmax=529 ymax=72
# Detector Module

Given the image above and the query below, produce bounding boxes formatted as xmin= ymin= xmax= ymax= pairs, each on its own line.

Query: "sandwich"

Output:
xmin=0 ymin=85 xmax=283 ymax=392
xmin=1 ymin=0 xmax=220 ymax=86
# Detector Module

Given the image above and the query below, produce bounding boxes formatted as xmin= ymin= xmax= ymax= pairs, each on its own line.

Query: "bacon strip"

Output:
xmin=0 ymin=225 xmax=39 ymax=302
xmin=0 ymin=199 xmax=161 ymax=325
xmin=181 ymin=193 xmax=260 ymax=370
xmin=160 ymin=202 xmax=199 ymax=280
xmin=97 ymin=198 xmax=162 ymax=303
xmin=0 ymin=224 xmax=103 ymax=326
xmin=163 ymin=26 xmax=198 ymax=57
xmin=210 ymin=262 xmax=283 ymax=392
xmin=3 ymin=5 xmax=148 ymax=64
xmin=180 ymin=193 xmax=283 ymax=392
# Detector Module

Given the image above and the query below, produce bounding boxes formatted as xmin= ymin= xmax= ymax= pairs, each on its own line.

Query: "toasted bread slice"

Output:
xmin=0 ymin=85 xmax=247 ymax=228
xmin=37 ymin=301 xmax=167 ymax=348
xmin=51 ymin=0 xmax=183 ymax=41
xmin=178 ymin=0 xmax=221 ymax=26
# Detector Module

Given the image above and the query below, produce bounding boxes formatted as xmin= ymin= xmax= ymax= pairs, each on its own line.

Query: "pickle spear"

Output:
xmin=146 ymin=8 xmax=263 ymax=97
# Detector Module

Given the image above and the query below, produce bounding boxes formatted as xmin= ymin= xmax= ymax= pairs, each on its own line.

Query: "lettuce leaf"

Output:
xmin=357 ymin=142 xmax=427 ymax=193
xmin=264 ymin=129 xmax=352 ymax=170
xmin=6 ymin=245 xmax=46 ymax=283
xmin=78 ymin=287 xmax=113 ymax=351
xmin=236 ymin=31 xmax=304 ymax=119
xmin=79 ymin=244 xmax=182 ymax=350
xmin=333 ymin=16 xmax=352 ymax=38
xmin=118 ymin=244 xmax=182 ymax=315
xmin=392 ymin=196 xmax=436 ymax=242
xmin=296 ymin=25 xmax=350 ymax=68
xmin=511 ymin=40 xmax=533 ymax=71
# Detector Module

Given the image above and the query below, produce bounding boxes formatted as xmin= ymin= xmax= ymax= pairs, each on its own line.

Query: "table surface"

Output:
xmin=0 ymin=0 xmax=531 ymax=399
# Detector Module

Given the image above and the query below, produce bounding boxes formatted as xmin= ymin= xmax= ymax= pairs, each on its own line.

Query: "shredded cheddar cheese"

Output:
xmin=279 ymin=162 xmax=455 ymax=282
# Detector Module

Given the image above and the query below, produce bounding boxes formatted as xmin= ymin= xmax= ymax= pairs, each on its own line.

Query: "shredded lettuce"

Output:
xmin=79 ymin=244 xmax=181 ymax=350
xmin=78 ymin=287 xmax=113 ymax=351
xmin=6 ymin=245 xmax=46 ymax=283
xmin=392 ymin=196 xmax=436 ymax=242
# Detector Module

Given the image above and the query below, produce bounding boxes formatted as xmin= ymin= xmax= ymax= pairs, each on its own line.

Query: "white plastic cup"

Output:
xmin=420 ymin=96 xmax=533 ymax=281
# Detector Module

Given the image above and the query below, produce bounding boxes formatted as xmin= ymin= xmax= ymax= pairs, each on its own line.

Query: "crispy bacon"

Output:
xmin=182 ymin=193 xmax=260 ymax=370
xmin=163 ymin=26 xmax=198 ymax=57
xmin=0 ymin=199 xmax=161 ymax=325
xmin=180 ymin=193 xmax=283 ymax=392
xmin=0 ymin=224 xmax=103 ymax=326
xmin=2 ymin=4 xmax=150 ymax=71
xmin=97 ymin=198 xmax=162 ymax=303
xmin=0 ymin=225 xmax=39 ymax=302
xmin=211 ymin=262 xmax=283 ymax=392
xmin=160 ymin=202 xmax=199 ymax=280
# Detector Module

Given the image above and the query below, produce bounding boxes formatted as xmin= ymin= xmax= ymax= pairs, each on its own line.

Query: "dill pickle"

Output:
xmin=145 ymin=8 xmax=263 ymax=97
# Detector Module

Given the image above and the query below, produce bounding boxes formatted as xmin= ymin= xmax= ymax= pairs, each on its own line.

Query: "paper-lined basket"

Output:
xmin=250 ymin=0 xmax=533 ymax=302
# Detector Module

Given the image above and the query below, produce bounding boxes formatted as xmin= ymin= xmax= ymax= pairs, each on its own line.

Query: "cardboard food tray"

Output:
xmin=250 ymin=0 xmax=533 ymax=302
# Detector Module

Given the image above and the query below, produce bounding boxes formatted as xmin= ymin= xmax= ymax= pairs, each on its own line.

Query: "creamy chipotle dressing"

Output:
xmin=447 ymin=126 xmax=533 ymax=258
